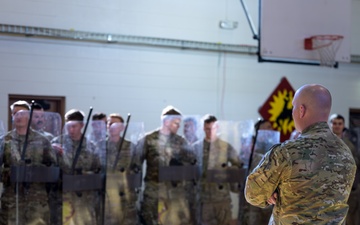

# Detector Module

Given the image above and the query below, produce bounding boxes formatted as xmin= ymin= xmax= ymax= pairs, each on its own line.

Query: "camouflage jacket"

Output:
xmin=51 ymin=134 xmax=101 ymax=174
xmin=106 ymin=138 xmax=138 ymax=199
xmin=200 ymin=138 xmax=243 ymax=202
xmin=132 ymin=129 xmax=196 ymax=184
xmin=107 ymin=138 xmax=132 ymax=172
xmin=245 ymin=122 xmax=357 ymax=224
xmin=0 ymin=129 xmax=57 ymax=199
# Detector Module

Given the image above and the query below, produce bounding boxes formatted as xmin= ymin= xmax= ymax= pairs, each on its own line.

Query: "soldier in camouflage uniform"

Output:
xmin=31 ymin=102 xmax=55 ymax=141
xmin=103 ymin=113 xmax=139 ymax=224
xmin=245 ymin=84 xmax=357 ymax=224
xmin=0 ymin=100 xmax=57 ymax=225
xmin=51 ymin=109 xmax=101 ymax=225
xmin=195 ymin=114 xmax=243 ymax=225
xmin=132 ymin=105 xmax=197 ymax=225
xmin=329 ymin=113 xmax=360 ymax=225
xmin=91 ymin=112 xmax=108 ymax=169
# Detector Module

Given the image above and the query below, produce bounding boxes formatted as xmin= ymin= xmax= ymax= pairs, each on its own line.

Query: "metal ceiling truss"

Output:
xmin=0 ymin=23 xmax=359 ymax=63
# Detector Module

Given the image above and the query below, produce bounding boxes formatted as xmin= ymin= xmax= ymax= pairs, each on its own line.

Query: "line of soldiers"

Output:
xmin=0 ymin=101 xmax=282 ymax=225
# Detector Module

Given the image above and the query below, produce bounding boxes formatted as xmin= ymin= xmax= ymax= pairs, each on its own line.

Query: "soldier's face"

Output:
xmin=184 ymin=121 xmax=196 ymax=136
xmin=167 ymin=118 xmax=181 ymax=134
xmin=91 ymin=120 xmax=106 ymax=137
xmin=12 ymin=106 xmax=29 ymax=128
xmin=259 ymin=121 xmax=272 ymax=130
xmin=107 ymin=117 xmax=122 ymax=132
xmin=204 ymin=122 xmax=217 ymax=141
xmin=109 ymin=122 xmax=124 ymax=137
xmin=330 ymin=118 xmax=344 ymax=137
xmin=65 ymin=121 xmax=84 ymax=140
xmin=32 ymin=110 xmax=45 ymax=130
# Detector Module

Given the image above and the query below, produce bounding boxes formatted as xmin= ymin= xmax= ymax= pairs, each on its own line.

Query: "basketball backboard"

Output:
xmin=258 ymin=0 xmax=351 ymax=67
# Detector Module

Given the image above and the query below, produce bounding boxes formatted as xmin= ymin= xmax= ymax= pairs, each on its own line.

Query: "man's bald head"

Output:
xmin=292 ymin=84 xmax=332 ymax=132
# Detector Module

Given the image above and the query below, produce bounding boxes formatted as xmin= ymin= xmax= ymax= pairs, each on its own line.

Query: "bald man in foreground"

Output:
xmin=245 ymin=84 xmax=356 ymax=224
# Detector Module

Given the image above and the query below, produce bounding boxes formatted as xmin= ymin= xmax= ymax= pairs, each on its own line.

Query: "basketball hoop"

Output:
xmin=304 ymin=35 xmax=344 ymax=67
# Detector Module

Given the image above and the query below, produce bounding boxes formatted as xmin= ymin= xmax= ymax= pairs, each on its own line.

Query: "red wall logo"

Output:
xmin=259 ymin=77 xmax=295 ymax=142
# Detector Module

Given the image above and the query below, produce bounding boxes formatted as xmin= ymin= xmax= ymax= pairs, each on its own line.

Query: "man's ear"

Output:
xmin=299 ymin=104 xmax=306 ymax=118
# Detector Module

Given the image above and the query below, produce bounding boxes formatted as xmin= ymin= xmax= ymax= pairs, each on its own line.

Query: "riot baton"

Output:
xmin=112 ymin=113 xmax=131 ymax=171
xmin=247 ymin=118 xmax=263 ymax=176
xmin=71 ymin=107 xmax=93 ymax=174
xmin=21 ymin=100 xmax=35 ymax=160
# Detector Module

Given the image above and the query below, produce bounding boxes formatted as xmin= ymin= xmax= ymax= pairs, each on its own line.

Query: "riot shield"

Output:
xmin=237 ymin=120 xmax=256 ymax=165
xmin=103 ymin=121 xmax=144 ymax=225
xmin=89 ymin=120 xmax=107 ymax=167
xmin=1 ymin=110 xmax=59 ymax=225
xmin=134 ymin=114 xmax=200 ymax=225
xmin=51 ymin=118 xmax=103 ymax=225
xmin=254 ymin=130 xmax=280 ymax=155
xmin=200 ymin=120 xmax=252 ymax=225
xmin=31 ymin=111 xmax=62 ymax=141
xmin=88 ymin=119 xmax=107 ymax=225
xmin=240 ymin=123 xmax=278 ymax=225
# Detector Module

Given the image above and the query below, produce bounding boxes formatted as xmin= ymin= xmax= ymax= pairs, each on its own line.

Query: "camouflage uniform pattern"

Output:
xmin=242 ymin=152 xmax=272 ymax=225
xmin=104 ymin=138 xmax=138 ymax=225
xmin=132 ymin=129 xmax=196 ymax=225
xmin=0 ymin=129 xmax=57 ymax=225
xmin=245 ymin=122 xmax=357 ymax=224
xmin=51 ymin=134 xmax=101 ymax=225
xmin=342 ymin=136 xmax=360 ymax=225
xmin=199 ymin=138 xmax=243 ymax=225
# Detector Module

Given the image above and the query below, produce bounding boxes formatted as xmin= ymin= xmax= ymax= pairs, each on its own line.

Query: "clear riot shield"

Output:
xmin=180 ymin=115 xmax=204 ymax=145
xmin=240 ymin=123 xmax=277 ymax=225
xmin=88 ymin=120 xmax=107 ymax=225
xmin=1 ymin=110 xmax=59 ymax=225
xmin=51 ymin=118 xmax=102 ymax=225
xmin=103 ymin=120 xmax=144 ymax=225
xmin=31 ymin=111 xmax=62 ymax=141
xmin=89 ymin=120 xmax=107 ymax=167
xmin=133 ymin=115 xmax=200 ymax=225
xmin=201 ymin=120 xmax=252 ymax=225
xmin=254 ymin=130 xmax=280 ymax=155
xmin=238 ymin=120 xmax=256 ymax=165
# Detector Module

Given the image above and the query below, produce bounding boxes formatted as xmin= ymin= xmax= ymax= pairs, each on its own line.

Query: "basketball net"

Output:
xmin=304 ymin=35 xmax=344 ymax=67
